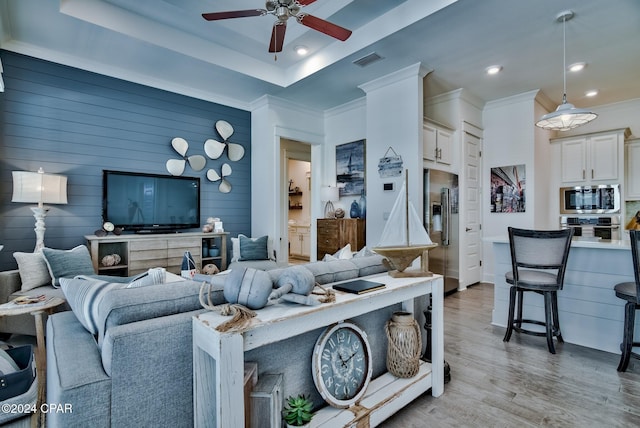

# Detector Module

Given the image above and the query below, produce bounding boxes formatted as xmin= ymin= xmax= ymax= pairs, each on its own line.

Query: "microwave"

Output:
xmin=560 ymin=184 xmax=620 ymax=214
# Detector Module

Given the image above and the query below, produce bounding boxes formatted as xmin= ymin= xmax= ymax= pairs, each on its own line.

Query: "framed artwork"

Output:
xmin=336 ymin=140 xmax=365 ymax=196
xmin=490 ymin=164 xmax=525 ymax=213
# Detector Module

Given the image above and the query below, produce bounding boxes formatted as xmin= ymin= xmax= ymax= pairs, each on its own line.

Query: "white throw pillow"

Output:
xmin=13 ymin=251 xmax=51 ymax=291
xmin=126 ymin=267 xmax=167 ymax=288
xmin=334 ymin=244 xmax=353 ymax=260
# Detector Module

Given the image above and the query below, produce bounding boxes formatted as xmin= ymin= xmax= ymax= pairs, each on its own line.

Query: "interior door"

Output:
xmin=462 ymin=131 xmax=482 ymax=286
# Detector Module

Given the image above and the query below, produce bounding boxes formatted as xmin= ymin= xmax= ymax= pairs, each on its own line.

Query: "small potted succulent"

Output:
xmin=283 ymin=394 xmax=314 ymax=427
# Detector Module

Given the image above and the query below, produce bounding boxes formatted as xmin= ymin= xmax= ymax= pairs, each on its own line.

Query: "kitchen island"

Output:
xmin=490 ymin=237 xmax=636 ymax=354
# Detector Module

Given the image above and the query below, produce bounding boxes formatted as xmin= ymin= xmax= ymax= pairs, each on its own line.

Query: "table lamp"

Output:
xmin=321 ymin=186 xmax=339 ymax=218
xmin=12 ymin=167 xmax=68 ymax=252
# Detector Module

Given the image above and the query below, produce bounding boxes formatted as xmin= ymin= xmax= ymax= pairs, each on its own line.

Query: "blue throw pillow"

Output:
xmin=42 ymin=245 xmax=95 ymax=287
xmin=239 ymin=235 xmax=269 ymax=261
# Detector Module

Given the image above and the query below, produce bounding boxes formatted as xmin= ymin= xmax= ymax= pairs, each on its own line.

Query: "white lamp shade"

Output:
xmin=12 ymin=170 xmax=68 ymax=205
xmin=320 ymin=186 xmax=339 ymax=202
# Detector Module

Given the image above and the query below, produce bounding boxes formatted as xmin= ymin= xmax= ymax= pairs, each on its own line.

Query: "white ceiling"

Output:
xmin=1 ymin=0 xmax=639 ymax=112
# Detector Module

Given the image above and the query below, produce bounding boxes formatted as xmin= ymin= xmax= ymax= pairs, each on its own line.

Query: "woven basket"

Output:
xmin=385 ymin=311 xmax=422 ymax=378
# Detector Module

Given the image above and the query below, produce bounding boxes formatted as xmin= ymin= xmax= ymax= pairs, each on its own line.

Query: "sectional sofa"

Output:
xmin=40 ymin=253 xmax=395 ymax=427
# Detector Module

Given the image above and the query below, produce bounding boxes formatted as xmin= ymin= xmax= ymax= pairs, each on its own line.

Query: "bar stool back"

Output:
xmin=614 ymin=229 xmax=640 ymax=372
xmin=503 ymin=227 xmax=573 ymax=354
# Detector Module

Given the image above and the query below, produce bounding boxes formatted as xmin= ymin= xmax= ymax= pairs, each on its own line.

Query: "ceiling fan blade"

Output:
xmin=297 ymin=0 xmax=318 ymax=5
xmin=269 ymin=22 xmax=287 ymax=53
xmin=202 ymin=10 xmax=265 ymax=21
xmin=297 ymin=14 xmax=352 ymax=41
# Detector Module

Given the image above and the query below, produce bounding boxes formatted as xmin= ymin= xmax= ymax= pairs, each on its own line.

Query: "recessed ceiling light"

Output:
xmin=486 ymin=65 xmax=502 ymax=75
xmin=568 ymin=62 xmax=586 ymax=72
xmin=585 ymin=89 xmax=599 ymax=97
xmin=294 ymin=45 xmax=308 ymax=56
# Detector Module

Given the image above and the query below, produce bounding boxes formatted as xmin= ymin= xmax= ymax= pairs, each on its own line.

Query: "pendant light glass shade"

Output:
xmin=535 ymin=10 xmax=597 ymax=131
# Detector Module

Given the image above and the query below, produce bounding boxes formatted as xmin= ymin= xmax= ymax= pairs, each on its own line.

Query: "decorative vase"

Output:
xmin=350 ymin=200 xmax=360 ymax=218
xmin=359 ymin=190 xmax=366 ymax=219
xmin=385 ymin=311 xmax=422 ymax=378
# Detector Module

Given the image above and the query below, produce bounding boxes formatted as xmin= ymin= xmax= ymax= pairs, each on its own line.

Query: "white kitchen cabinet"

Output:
xmin=554 ymin=128 xmax=630 ymax=184
xmin=289 ymin=225 xmax=310 ymax=259
xmin=626 ymin=138 xmax=640 ymax=199
xmin=423 ymin=122 xmax=453 ymax=165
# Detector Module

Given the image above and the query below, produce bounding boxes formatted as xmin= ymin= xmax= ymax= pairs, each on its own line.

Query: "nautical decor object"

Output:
xmin=166 ymin=137 xmax=206 ymax=176
xmin=373 ymin=169 xmax=437 ymax=277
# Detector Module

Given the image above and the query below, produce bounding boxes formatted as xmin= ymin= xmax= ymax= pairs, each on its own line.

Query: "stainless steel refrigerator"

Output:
xmin=424 ymin=169 xmax=459 ymax=295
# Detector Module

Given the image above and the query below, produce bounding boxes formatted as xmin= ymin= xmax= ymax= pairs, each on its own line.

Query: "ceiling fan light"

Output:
xmin=535 ymin=102 xmax=598 ymax=131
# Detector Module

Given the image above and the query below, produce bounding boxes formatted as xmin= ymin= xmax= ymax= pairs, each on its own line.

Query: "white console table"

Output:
xmin=192 ymin=273 xmax=444 ymax=428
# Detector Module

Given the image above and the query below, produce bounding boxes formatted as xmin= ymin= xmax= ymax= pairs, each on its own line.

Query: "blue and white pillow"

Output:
xmin=60 ymin=277 xmax=126 ymax=335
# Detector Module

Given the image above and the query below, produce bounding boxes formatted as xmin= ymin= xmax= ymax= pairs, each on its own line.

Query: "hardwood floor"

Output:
xmin=380 ymin=282 xmax=640 ymax=427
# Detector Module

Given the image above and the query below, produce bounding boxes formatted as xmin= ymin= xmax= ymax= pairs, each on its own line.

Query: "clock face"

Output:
xmin=103 ymin=222 xmax=115 ymax=232
xmin=312 ymin=322 xmax=372 ymax=408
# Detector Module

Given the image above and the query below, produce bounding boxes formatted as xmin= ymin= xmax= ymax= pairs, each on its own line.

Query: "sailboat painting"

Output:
xmin=373 ymin=170 xmax=438 ymax=277
xmin=336 ymin=140 xmax=365 ymax=196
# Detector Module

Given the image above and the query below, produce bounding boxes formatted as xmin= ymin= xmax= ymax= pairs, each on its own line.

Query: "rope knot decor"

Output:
xmin=199 ymin=282 xmax=257 ymax=332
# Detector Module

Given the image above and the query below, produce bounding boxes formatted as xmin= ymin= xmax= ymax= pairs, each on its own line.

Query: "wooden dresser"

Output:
xmin=317 ymin=218 xmax=365 ymax=259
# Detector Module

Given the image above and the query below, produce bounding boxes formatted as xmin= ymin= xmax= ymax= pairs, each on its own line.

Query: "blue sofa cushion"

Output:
xmin=42 ymin=245 xmax=95 ymax=287
xmin=303 ymin=260 xmax=359 ymax=285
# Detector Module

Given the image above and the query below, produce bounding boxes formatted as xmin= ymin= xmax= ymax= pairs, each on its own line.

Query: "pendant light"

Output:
xmin=536 ymin=10 xmax=597 ymax=131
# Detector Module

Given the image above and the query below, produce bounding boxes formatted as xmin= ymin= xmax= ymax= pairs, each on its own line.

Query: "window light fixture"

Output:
xmin=535 ymin=10 xmax=597 ymax=131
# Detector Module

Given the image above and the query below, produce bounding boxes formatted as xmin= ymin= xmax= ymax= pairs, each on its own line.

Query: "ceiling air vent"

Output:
xmin=353 ymin=52 xmax=383 ymax=68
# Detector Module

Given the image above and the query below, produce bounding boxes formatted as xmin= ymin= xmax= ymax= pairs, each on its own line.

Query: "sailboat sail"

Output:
xmin=377 ymin=182 xmax=433 ymax=247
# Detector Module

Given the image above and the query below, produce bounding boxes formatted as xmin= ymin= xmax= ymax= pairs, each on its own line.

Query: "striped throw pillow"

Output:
xmin=60 ymin=277 xmax=126 ymax=335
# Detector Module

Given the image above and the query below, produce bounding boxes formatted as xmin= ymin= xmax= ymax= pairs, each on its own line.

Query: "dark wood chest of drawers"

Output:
xmin=317 ymin=218 xmax=366 ymax=259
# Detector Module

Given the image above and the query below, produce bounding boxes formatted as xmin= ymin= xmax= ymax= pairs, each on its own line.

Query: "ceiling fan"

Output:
xmin=202 ymin=0 xmax=352 ymax=53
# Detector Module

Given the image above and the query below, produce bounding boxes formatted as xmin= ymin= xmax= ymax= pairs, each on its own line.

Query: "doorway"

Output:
xmin=281 ymin=139 xmax=312 ymax=264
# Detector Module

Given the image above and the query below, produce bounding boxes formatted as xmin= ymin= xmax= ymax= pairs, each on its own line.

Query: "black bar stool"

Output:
xmin=503 ymin=227 xmax=573 ymax=354
xmin=614 ymin=229 xmax=640 ymax=372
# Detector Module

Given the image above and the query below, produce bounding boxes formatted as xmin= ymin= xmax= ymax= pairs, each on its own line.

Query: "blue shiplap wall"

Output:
xmin=0 ymin=51 xmax=251 ymax=271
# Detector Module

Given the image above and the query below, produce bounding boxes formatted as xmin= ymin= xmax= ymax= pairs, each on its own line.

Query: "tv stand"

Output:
xmin=135 ymin=229 xmax=179 ymax=234
xmin=85 ymin=232 xmax=228 ymax=276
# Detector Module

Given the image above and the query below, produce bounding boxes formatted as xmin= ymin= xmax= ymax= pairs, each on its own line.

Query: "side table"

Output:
xmin=0 ymin=297 xmax=66 ymax=428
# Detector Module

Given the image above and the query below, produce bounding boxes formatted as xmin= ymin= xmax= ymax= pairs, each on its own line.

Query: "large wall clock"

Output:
xmin=312 ymin=321 xmax=372 ymax=408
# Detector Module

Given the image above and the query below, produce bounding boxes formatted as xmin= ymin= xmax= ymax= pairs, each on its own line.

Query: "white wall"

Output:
xmin=359 ymin=63 xmax=429 ymax=246
xmin=482 ymin=91 xmax=539 ymax=283
xmin=250 ymin=95 xmax=324 ymax=262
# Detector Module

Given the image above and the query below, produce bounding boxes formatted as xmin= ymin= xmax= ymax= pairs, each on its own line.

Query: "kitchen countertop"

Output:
xmin=484 ymin=235 xmax=631 ymax=250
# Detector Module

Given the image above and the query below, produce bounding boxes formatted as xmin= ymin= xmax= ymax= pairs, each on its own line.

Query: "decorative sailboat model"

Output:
xmin=373 ymin=170 xmax=438 ymax=277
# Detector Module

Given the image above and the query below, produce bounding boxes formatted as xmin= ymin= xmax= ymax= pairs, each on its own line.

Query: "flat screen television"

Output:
xmin=103 ymin=170 xmax=200 ymax=233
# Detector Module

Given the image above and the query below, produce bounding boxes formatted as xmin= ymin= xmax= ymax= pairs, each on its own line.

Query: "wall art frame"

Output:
xmin=336 ymin=139 xmax=365 ymax=197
